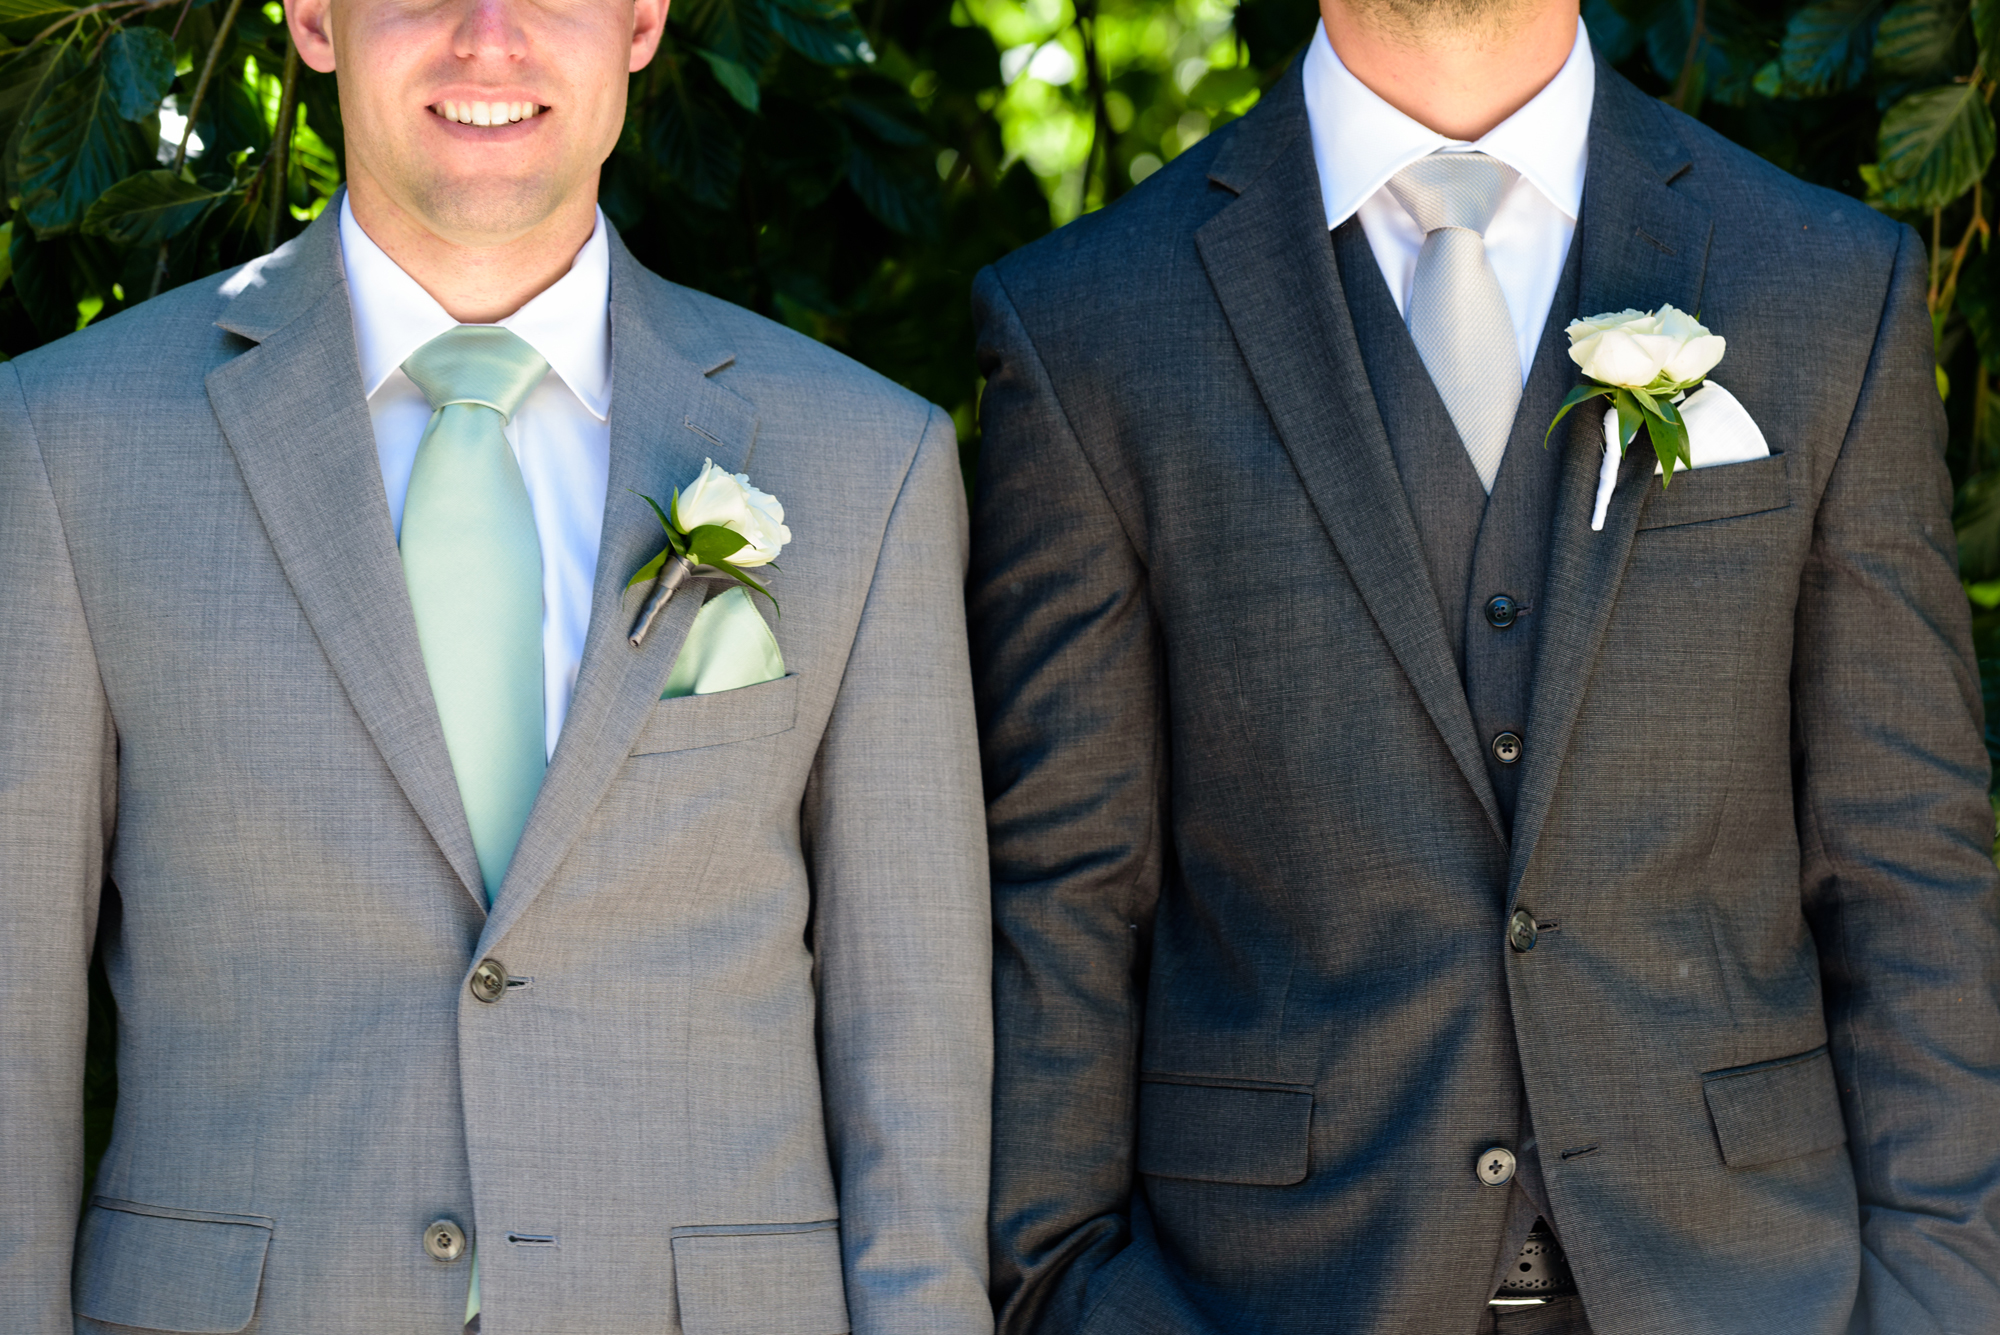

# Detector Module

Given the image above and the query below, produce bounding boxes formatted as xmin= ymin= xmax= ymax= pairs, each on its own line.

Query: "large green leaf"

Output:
xmin=1781 ymin=0 xmax=1885 ymax=95
xmin=82 ymin=169 xmax=233 ymax=244
xmin=767 ymin=0 xmax=870 ymax=66
xmin=103 ymin=27 xmax=176 ymax=121
xmin=676 ymin=0 xmax=776 ymax=70
xmin=697 ymin=49 xmax=760 ymax=110
xmin=14 ymin=64 xmax=148 ymax=236
xmin=1874 ymin=80 xmax=1996 ymax=208
xmin=0 ymin=0 xmax=76 ymax=24
xmin=1873 ymin=0 xmax=1966 ymax=76
xmin=1977 ymin=0 xmax=2000 ymax=69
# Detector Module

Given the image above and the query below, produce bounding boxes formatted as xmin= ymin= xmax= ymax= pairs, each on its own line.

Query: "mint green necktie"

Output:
xmin=399 ymin=325 xmax=550 ymax=905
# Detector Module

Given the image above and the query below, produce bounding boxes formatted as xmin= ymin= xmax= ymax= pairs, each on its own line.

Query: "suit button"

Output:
xmin=1508 ymin=909 xmax=1539 ymax=952
xmin=1491 ymin=731 xmax=1523 ymax=765
xmin=1476 ymin=1146 xmax=1517 ymax=1187
xmin=469 ymin=958 xmax=508 ymax=1004
xmin=424 ymin=1219 xmax=467 ymax=1262
xmin=1485 ymin=595 xmax=1518 ymax=629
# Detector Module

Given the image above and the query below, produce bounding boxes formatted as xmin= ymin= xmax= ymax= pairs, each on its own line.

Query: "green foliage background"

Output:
xmin=8 ymin=0 xmax=2000 ymax=1185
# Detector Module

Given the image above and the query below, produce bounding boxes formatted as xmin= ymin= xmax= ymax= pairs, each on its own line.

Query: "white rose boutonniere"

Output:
xmin=1545 ymin=304 xmax=1727 ymax=484
xmin=626 ymin=459 xmax=791 ymax=647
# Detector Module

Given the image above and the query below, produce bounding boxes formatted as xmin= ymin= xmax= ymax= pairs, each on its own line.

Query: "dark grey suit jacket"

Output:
xmin=969 ymin=55 xmax=2000 ymax=1335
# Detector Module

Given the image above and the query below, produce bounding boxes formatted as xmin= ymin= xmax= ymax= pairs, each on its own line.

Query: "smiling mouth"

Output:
xmin=431 ymin=101 xmax=545 ymax=126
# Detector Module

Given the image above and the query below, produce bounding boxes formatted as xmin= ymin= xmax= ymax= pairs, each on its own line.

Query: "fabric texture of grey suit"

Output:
xmin=969 ymin=51 xmax=2000 ymax=1335
xmin=0 ymin=204 xmax=993 ymax=1335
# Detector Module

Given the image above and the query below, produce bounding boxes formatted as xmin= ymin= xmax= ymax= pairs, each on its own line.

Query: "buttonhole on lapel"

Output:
xmin=504 ymin=976 xmax=532 ymax=990
xmin=506 ymin=1233 xmax=559 ymax=1246
xmin=1634 ymin=227 xmax=1675 ymax=255
xmin=1559 ymin=1145 xmax=1599 ymax=1161
xmin=1536 ymin=919 xmax=1559 ymax=933
xmin=685 ymin=413 xmax=724 ymax=446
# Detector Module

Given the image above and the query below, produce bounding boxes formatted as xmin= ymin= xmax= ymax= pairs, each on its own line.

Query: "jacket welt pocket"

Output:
xmin=1702 ymin=1044 xmax=1848 ymax=1169
xmin=73 ymin=1197 xmax=273 ymax=1333
xmin=671 ymin=1220 xmax=849 ymax=1335
xmin=1636 ymin=453 xmax=1790 ymax=531
xmin=631 ymin=672 xmax=800 ymax=755
xmin=1136 ymin=1075 xmax=1313 ymax=1186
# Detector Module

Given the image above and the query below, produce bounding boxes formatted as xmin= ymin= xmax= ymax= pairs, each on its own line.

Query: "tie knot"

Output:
xmin=403 ymin=325 xmax=550 ymax=422
xmin=1386 ymin=152 xmax=1514 ymax=237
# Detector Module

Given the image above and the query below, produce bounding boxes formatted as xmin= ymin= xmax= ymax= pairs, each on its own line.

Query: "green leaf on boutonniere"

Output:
xmin=1545 ymin=382 xmax=1615 ymax=444
xmin=627 ymin=548 xmax=671 ymax=591
xmin=683 ymin=523 xmax=750 ymax=567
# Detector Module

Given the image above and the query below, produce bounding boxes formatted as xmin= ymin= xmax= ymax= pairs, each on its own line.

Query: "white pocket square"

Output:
xmin=1593 ymin=381 xmax=1770 ymax=530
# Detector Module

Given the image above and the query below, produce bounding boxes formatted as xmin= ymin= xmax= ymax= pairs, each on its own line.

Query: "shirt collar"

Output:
xmin=1302 ymin=16 xmax=1594 ymax=231
xmin=338 ymin=195 xmax=613 ymax=420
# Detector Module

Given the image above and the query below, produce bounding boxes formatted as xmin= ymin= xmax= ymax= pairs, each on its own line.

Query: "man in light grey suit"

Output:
xmin=0 ymin=0 xmax=990 ymax=1329
xmin=972 ymin=0 xmax=2000 ymax=1332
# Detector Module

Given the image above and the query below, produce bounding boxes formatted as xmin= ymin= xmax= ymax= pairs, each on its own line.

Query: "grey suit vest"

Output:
xmin=1332 ymin=219 xmax=1583 ymax=831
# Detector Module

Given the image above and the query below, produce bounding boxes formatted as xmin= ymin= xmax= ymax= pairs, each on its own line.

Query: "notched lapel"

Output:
xmin=1196 ymin=63 xmax=1504 ymax=843
xmin=1508 ymin=69 xmax=1714 ymax=894
xmin=206 ymin=213 xmax=486 ymax=907
xmin=480 ymin=241 xmax=759 ymax=952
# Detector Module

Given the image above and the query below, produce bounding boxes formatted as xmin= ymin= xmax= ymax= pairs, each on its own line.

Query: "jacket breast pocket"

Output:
xmin=73 ymin=1197 xmax=273 ymax=1333
xmin=670 ymin=1221 xmax=849 ymax=1335
xmin=1637 ymin=453 xmax=1790 ymax=531
xmin=1136 ymin=1075 xmax=1314 ymax=1186
xmin=1702 ymin=1045 xmax=1849 ymax=1169
xmin=631 ymin=672 xmax=800 ymax=756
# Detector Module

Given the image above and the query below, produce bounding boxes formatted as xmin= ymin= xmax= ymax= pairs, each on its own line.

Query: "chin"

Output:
xmin=411 ymin=171 xmax=575 ymax=243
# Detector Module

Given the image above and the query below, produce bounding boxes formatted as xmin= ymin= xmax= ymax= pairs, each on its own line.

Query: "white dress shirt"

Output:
xmin=339 ymin=198 xmax=612 ymax=758
xmin=1302 ymin=18 xmax=1594 ymax=379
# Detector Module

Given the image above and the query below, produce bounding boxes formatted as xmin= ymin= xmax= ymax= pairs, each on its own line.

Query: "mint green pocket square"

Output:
xmin=661 ymin=586 xmax=786 ymax=699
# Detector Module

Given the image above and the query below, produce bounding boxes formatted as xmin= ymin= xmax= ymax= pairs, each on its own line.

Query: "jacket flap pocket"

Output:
xmin=1137 ymin=1076 xmax=1313 ymax=1186
xmin=74 ymin=1199 xmax=273 ymax=1333
xmin=631 ymin=672 xmax=800 ymax=755
xmin=1637 ymin=453 xmax=1789 ymax=531
xmin=1703 ymin=1045 xmax=1848 ymax=1169
xmin=671 ymin=1222 xmax=849 ymax=1335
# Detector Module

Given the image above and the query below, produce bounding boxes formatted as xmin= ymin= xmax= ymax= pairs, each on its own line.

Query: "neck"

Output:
xmin=1319 ymin=1 xmax=1579 ymax=141
xmin=342 ymin=173 xmax=599 ymax=324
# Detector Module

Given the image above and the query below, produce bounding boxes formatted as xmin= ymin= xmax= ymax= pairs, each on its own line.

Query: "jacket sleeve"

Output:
xmin=0 ymin=361 xmax=115 ymax=1330
xmin=805 ymin=402 xmax=994 ymax=1335
xmin=1794 ymin=223 xmax=2000 ymax=1334
xmin=970 ymin=267 xmax=1223 ymax=1335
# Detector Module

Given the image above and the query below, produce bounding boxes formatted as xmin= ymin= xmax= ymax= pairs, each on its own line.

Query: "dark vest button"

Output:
xmin=1491 ymin=731 xmax=1522 ymax=765
xmin=1508 ymin=909 xmax=1539 ymax=952
xmin=1485 ymin=595 xmax=1518 ymax=629
xmin=469 ymin=958 xmax=508 ymax=1004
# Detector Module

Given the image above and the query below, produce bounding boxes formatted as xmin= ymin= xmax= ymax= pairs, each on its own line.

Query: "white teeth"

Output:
xmin=435 ymin=100 xmax=540 ymax=124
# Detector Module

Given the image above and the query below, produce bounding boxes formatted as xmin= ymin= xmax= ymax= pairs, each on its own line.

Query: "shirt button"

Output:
xmin=1476 ymin=1146 xmax=1517 ymax=1187
xmin=1491 ymin=731 xmax=1523 ymax=765
xmin=424 ymin=1219 xmax=467 ymax=1262
xmin=1508 ymin=909 xmax=1539 ymax=953
xmin=469 ymin=957 xmax=509 ymax=1004
xmin=1485 ymin=595 xmax=1518 ymax=629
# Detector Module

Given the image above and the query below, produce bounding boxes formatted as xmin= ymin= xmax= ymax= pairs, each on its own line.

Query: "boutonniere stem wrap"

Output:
xmin=1545 ymin=305 xmax=1727 ymax=486
xmin=627 ymin=459 xmax=791 ymax=647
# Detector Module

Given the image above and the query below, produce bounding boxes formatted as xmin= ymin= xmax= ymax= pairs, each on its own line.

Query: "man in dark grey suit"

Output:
xmin=969 ymin=0 xmax=2000 ymax=1331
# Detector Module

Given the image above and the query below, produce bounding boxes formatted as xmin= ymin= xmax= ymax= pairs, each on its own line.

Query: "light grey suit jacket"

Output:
xmin=0 ymin=206 xmax=992 ymax=1335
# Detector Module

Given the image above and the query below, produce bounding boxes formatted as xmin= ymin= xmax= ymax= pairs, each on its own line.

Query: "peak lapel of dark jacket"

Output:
xmin=1197 ymin=59 xmax=1504 ymax=843
xmin=1508 ymin=62 xmax=1714 ymax=896
xmin=479 ymin=232 xmax=758 ymax=953
xmin=205 ymin=205 xmax=486 ymax=907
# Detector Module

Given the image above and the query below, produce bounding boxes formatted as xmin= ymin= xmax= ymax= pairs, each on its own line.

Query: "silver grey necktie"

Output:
xmin=1386 ymin=152 xmax=1521 ymax=494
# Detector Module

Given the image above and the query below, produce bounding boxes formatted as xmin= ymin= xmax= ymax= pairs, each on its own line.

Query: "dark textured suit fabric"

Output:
xmin=969 ymin=51 xmax=2000 ymax=1335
